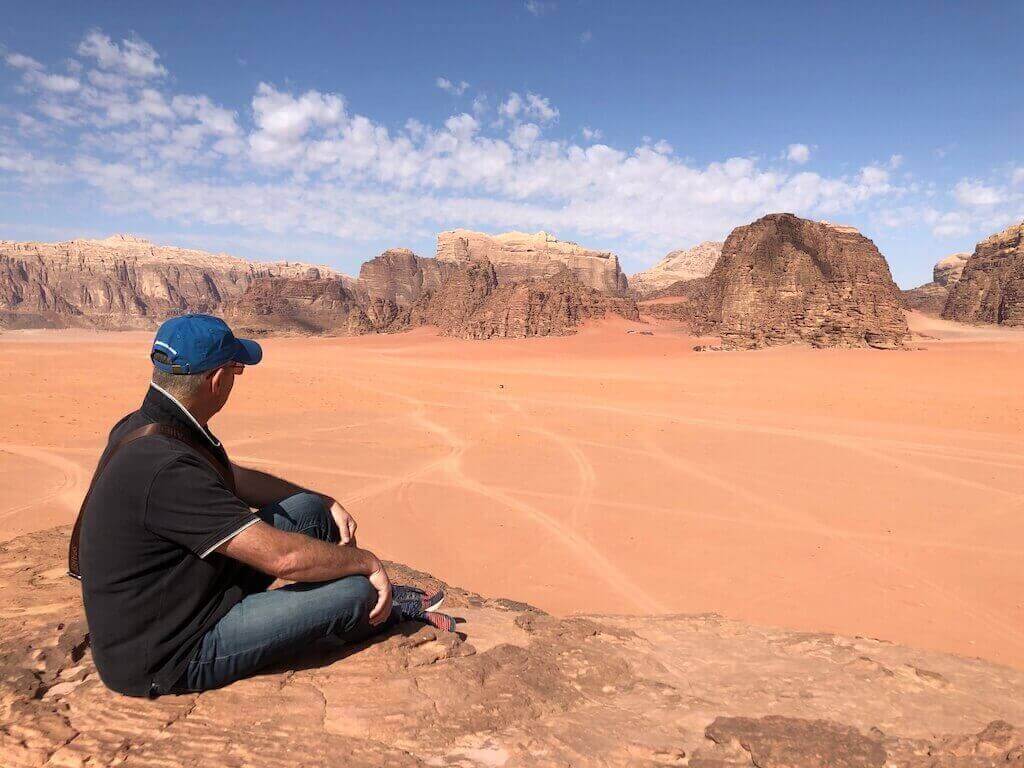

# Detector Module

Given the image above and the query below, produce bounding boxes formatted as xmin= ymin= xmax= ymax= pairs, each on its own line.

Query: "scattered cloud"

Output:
xmin=77 ymin=30 xmax=166 ymax=79
xmin=524 ymin=0 xmax=555 ymax=17
xmin=786 ymin=143 xmax=810 ymax=164
xmin=580 ymin=30 xmax=593 ymax=45
xmin=7 ymin=28 xmax=1007 ymax=268
xmin=954 ymin=179 xmax=1003 ymax=206
xmin=436 ymin=77 xmax=469 ymax=96
xmin=1012 ymin=167 xmax=1024 ymax=186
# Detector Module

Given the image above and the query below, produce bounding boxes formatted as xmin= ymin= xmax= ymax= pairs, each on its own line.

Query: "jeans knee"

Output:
xmin=280 ymin=492 xmax=339 ymax=543
xmin=326 ymin=575 xmax=375 ymax=634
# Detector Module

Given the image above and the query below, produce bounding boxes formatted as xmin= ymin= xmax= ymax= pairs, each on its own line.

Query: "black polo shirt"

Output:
xmin=79 ymin=384 xmax=259 ymax=697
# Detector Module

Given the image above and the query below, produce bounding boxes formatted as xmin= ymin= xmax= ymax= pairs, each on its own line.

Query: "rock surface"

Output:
xmin=690 ymin=215 xmax=910 ymax=349
xmin=629 ymin=241 xmax=723 ymax=297
xmin=0 ymin=235 xmax=337 ymax=329
xmin=402 ymin=266 xmax=640 ymax=339
xmin=437 ymin=229 xmax=629 ymax=295
xmin=943 ymin=222 xmax=1024 ymax=325
xmin=902 ymin=253 xmax=969 ymax=315
xmin=222 ymin=275 xmax=370 ymax=336
xmin=2 ymin=527 xmax=1023 ymax=767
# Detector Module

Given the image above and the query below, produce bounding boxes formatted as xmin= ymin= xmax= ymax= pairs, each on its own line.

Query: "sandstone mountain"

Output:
xmin=0 ymin=235 xmax=336 ymax=330
xmin=222 ymin=276 xmax=371 ymax=336
xmin=3 ymin=526 xmax=1023 ymax=767
xmin=942 ymin=222 xmax=1024 ymax=325
xmin=689 ymin=214 xmax=910 ymax=349
xmin=628 ymin=241 xmax=723 ymax=297
xmin=437 ymin=229 xmax=629 ymax=295
xmin=902 ymin=252 xmax=969 ymax=314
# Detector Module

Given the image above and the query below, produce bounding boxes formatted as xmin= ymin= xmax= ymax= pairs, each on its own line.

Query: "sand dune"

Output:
xmin=2 ymin=316 xmax=1023 ymax=668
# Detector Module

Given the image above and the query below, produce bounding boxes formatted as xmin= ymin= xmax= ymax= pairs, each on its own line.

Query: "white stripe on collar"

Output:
xmin=148 ymin=382 xmax=221 ymax=448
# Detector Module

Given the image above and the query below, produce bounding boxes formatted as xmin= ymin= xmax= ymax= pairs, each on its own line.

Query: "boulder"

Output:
xmin=690 ymin=214 xmax=909 ymax=349
xmin=942 ymin=222 xmax=1024 ymax=324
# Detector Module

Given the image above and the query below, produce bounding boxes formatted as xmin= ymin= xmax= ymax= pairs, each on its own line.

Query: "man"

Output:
xmin=76 ymin=314 xmax=454 ymax=698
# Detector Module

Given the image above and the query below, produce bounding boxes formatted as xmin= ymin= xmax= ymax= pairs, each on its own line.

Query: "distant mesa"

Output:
xmin=942 ymin=221 xmax=1024 ymax=325
xmin=2 ymin=218 xmax=919 ymax=349
xmin=628 ymin=241 xmax=723 ymax=298
xmin=0 ymin=235 xmax=337 ymax=330
xmin=902 ymin=252 xmax=969 ymax=315
xmin=437 ymin=229 xmax=629 ymax=295
xmin=650 ymin=214 xmax=909 ymax=349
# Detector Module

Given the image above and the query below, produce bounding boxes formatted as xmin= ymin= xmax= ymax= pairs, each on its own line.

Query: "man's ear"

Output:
xmin=208 ymin=367 xmax=225 ymax=395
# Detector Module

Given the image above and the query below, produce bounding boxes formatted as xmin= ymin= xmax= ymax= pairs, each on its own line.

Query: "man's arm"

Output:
xmin=215 ymin=520 xmax=392 ymax=625
xmin=231 ymin=462 xmax=358 ymax=544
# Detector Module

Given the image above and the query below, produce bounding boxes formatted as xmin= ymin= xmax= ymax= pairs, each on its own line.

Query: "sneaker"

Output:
xmin=392 ymin=585 xmax=445 ymax=621
xmin=422 ymin=610 xmax=457 ymax=633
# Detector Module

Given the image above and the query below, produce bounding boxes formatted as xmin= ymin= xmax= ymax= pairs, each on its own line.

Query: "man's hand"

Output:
xmin=367 ymin=560 xmax=392 ymax=626
xmin=326 ymin=498 xmax=358 ymax=545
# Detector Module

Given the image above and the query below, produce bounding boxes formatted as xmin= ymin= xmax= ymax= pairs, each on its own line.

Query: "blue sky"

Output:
xmin=1 ymin=1 xmax=1021 ymax=287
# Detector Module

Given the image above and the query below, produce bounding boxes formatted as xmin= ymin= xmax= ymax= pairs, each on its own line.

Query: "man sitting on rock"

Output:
xmin=73 ymin=314 xmax=454 ymax=697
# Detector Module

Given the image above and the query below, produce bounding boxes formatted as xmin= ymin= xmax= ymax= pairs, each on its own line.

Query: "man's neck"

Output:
xmin=148 ymin=382 xmax=218 ymax=438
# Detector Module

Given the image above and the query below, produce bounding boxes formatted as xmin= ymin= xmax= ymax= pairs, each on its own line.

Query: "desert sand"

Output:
xmin=2 ymin=311 xmax=1023 ymax=672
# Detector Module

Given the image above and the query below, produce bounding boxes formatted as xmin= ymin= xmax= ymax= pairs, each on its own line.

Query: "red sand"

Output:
xmin=2 ymin=313 xmax=1023 ymax=668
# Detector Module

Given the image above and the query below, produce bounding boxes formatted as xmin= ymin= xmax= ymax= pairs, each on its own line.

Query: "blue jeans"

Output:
xmin=170 ymin=492 xmax=390 ymax=693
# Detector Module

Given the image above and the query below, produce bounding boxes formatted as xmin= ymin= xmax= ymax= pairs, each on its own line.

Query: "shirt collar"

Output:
xmin=144 ymin=382 xmax=222 ymax=448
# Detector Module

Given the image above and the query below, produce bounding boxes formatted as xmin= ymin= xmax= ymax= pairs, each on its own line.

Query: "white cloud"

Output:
xmin=1011 ymin=167 xmax=1024 ymax=186
xmin=436 ymin=77 xmax=469 ymax=96
xmin=4 ymin=52 xmax=43 ymax=71
xmin=786 ymin=143 xmax=810 ymax=164
xmin=1 ymin=28 xmax=935 ymax=269
xmin=580 ymin=30 xmax=593 ymax=44
xmin=77 ymin=30 xmax=166 ymax=79
xmin=525 ymin=0 xmax=554 ymax=16
xmin=954 ymin=179 xmax=1003 ymax=206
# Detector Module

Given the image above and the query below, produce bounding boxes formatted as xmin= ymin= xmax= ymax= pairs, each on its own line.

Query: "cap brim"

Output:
xmin=234 ymin=337 xmax=263 ymax=366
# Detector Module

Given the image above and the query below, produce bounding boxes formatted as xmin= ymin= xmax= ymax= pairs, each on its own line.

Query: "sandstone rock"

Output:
xmin=400 ymin=264 xmax=640 ymax=339
xmin=222 ymin=275 xmax=367 ymax=335
xmin=2 ymin=527 xmax=1023 ymax=767
xmin=943 ymin=222 xmax=1024 ymax=325
xmin=357 ymin=248 xmax=455 ymax=308
xmin=690 ymin=214 xmax=909 ymax=349
xmin=629 ymin=241 xmax=723 ymax=297
xmin=0 ymin=236 xmax=340 ymax=329
xmin=436 ymin=229 xmax=629 ymax=294
xmin=902 ymin=253 xmax=970 ymax=315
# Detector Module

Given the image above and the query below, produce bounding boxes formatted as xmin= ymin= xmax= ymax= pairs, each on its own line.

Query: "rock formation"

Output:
xmin=222 ymin=276 xmax=370 ymax=336
xmin=629 ymin=241 xmax=723 ymax=297
xmin=0 ymin=235 xmax=337 ymax=329
xmin=902 ymin=252 xmax=969 ymax=315
xmin=357 ymin=248 xmax=455 ymax=308
xmin=402 ymin=266 xmax=640 ymax=339
xmin=2 ymin=526 xmax=1023 ymax=767
xmin=436 ymin=229 xmax=629 ymax=295
xmin=943 ymin=222 xmax=1024 ymax=325
xmin=690 ymin=214 xmax=910 ymax=349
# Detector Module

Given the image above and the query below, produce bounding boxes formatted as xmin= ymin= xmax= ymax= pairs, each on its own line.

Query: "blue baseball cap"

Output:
xmin=151 ymin=314 xmax=262 ymax=375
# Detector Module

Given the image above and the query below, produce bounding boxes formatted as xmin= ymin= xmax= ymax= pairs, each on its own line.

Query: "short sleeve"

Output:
xmin=145 ymin=453 xmax=259 ymax=558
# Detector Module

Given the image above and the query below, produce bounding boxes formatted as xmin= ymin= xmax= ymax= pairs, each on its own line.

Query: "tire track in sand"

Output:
xmin=0 ymin=443 xmax=90 ymax=521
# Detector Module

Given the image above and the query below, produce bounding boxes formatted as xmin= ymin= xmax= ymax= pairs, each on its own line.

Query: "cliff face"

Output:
xmin=0 ymin=235 xmax=336 ymax=329
xmin=357 ymin=248 xmax=455 ymax=308
xmin=629 ymin=241 xmax=723 ymax=297
xmin=403 ymin=266 xmax=639 ymax=339
xmin=943 ymin=223 xmax=1024 ymax=325
xmin=691 ymin=215 xmax=909 ymax=349
xmin=221 ymin=276 xmax=370 ymax=336
xmin=3 ymin=527 xmax=1023 ymax=768
xmin=436 ymin=229 xmax=629 ymax=295
xmin=902 ymin=253 xmax=969 ymax=315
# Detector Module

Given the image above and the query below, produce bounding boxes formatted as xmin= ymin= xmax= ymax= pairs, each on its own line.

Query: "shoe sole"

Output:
xmin=425 ymin=595 xmax=445 ymax=612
